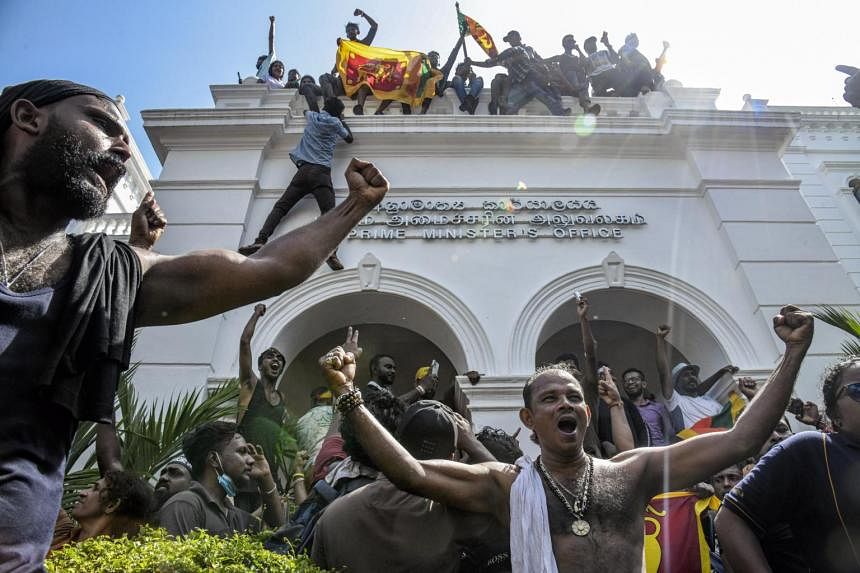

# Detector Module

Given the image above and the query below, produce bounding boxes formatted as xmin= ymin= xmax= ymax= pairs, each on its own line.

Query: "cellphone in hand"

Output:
xmin=574 ymin=290 xmax=582 ymax=302
xmin=430 ymin=360 xmax=440 ymax=378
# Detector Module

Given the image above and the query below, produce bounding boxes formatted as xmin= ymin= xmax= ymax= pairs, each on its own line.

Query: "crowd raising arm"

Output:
xmin=318 ymin=305 xmax=813 ymax=523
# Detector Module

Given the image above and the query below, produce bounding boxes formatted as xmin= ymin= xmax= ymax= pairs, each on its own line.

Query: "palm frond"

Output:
xmin=813 ymin=305 xmax=860 ymax=357
xmin=841 ymin=338 xmax=860 ymax=357
xmin=63 ymin=368 xmax=239 ymax=509
xmin=117 ymin=378 xmax=240 ymax=478
xmin=813 ymin=305 xmax=860 ymax=339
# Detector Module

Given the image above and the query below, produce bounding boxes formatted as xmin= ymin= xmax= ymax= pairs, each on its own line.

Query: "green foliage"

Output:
xmin=46 ymin=527 xmax=329 ymax=573
xmin=63 ymin=371 xmax=241 ymax=509
xmin=813 ymin=305 xmax=860 ymax=355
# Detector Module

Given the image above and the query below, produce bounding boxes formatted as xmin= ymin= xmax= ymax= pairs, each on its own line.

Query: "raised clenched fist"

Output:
xmin=736 ymin=377 xmax=758 ymax=400
xmin=319 ymin=346 xmax=357 ymax=396
xmin=576 ymin=295 xmax=590 ymax=318
xmin=344 ymin=157 xmax=389 ymax=208
xmin=129 ymin=191 xmax=167 ymax=251
xmin=772 ymin=305 xmax=814 ymax=347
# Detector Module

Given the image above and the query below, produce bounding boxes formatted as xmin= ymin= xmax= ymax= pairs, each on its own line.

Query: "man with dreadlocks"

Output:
xmin=0 ymin=79 xmax=389 ymax=570
xmin=319 ymin=305 xmax=814 ymax=572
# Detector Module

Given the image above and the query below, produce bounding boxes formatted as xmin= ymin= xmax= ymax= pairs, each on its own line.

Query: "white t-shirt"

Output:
xmin=666 ymin=392 xmax=723 ymax=428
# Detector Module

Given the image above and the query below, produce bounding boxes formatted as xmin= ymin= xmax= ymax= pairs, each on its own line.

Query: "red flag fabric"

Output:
xmin=457 ymin=11 xmax=498 ymax=58
xmin=335 ymin=40 xmax=442 ymax=106
xmin=643 ymin=491 xmax=720 ymax=573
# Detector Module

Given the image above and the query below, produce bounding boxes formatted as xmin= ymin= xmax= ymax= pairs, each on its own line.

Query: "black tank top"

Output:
xmin=241 ymin=382 xmax=286 ymax=427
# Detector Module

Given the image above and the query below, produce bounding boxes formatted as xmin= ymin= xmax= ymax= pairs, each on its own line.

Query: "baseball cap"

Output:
xmin=672 ymin=362 xmax=700 ymax=387
xmin=396 ymin=400 xmax=457 ymax=461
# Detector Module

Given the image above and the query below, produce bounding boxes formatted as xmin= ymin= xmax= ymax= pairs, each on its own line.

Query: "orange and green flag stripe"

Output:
xmin=677 ymin=392 xmax=746 ymax=440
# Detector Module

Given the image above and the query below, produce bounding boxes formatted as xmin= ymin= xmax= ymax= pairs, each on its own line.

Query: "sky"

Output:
xmin=1 ymin=0 xmax=857 ymax=176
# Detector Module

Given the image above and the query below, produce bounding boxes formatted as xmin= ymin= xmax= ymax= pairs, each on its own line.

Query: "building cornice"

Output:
xmin=143 ymin=107 xmax=801 ymax=163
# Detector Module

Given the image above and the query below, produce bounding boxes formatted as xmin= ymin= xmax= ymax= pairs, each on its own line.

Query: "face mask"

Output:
xmin=213 ymin=452 xmax=237 ymax=498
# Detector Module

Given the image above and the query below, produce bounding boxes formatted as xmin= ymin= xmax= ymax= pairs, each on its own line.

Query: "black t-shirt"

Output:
xmin=0 ymin=235 xmax=141 ymax=571
xmin=723 ymin=431 xmax=860 ymax=572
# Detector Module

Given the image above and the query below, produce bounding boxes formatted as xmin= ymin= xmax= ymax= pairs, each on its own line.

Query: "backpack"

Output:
xmin=266 ymin=474 xmax=375 ymax=554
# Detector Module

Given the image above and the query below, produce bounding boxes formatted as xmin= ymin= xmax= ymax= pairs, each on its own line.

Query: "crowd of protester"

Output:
xmin=1 ymin=37 xmax=859 ymax=573
xmin=241 ymin=11 xmax=673 ymax=118
xmin=39 ymin=293 xmax=854 ymax=573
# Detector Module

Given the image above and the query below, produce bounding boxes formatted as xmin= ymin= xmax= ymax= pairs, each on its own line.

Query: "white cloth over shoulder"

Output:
xmin=510 ymin=455 xmax=559 ymax=573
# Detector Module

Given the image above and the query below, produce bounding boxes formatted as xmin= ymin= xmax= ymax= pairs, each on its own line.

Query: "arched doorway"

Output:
xmin=247 ymin=269 xmax=489 ymax=417
xmin=510 ymin=265 xmax=759 ymax=377
xmin=535 ymin=288 xmax=732 ymax=399
xmin=280 ymin=323 xmax=457 ymax=416
xmin=537 ymin=320 xmax=690 ymax=388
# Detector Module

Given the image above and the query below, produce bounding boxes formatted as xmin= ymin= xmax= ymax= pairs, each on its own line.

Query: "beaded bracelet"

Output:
xmin=336 ymin=388 xmax=364 ymax=414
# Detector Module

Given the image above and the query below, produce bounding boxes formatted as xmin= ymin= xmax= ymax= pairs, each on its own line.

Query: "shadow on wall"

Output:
xmin=279 ymin=323 xmax=456 ymax=418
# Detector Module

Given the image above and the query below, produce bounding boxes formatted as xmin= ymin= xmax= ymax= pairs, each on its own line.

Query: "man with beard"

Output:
xmin=158 ymin=421 xmax=285 ymax=536
xmin=656 ymin=324 xmax=740 ymax=429
xmin=366 ymin=353 xmax=437 ymax=405
xmin=0 ymin=79 xmax=389 ymax=570
xmin=318 ymin=305 xmax=813 ymax=572
xmin=621 ymin=368 xmax=674 ymax=446
xmin=153 ymin=457 xmax=193 ymax=510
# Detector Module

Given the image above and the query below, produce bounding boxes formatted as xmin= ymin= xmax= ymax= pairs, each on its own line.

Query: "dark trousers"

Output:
xmin=255 ymin=163 xmax=335 ymax=243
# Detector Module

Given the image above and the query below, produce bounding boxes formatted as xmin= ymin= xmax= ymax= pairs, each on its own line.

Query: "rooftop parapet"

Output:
xmin=210 ymin=81 xmax=721 ymax=119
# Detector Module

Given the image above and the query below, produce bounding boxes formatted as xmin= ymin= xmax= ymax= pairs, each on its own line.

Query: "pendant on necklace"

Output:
xmin=571 ymin=518 xmax=590 ymax=536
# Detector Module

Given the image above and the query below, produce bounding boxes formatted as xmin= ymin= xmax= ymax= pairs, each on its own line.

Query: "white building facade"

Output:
xmin=99 ymin=85 xmax=860 ymax=453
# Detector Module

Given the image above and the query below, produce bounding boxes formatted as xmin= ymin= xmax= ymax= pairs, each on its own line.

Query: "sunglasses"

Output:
xmin=836 ymin=382 xmax=860 ymax=402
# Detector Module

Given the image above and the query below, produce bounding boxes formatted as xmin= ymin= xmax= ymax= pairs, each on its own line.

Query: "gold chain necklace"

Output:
xmin=537 ymin=455 xmax=594 ymax=536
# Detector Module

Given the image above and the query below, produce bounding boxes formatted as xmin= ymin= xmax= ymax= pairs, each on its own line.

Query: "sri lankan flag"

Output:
xmin=644 ymin=491 xmax=720 ymax=573
xmin=677 ymin=392 xmax=746 ymax=440
xmin=335 ymin=40 xmax=442 ymax=107
xmin=457 ymin=11 xmax=498 ymax=57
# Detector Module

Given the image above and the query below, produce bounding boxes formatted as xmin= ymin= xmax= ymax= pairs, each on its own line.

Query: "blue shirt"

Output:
xmin=0 ymin=280 xmax=76 ymax=571
xmin=289 ymin=111 xmax=349 ymax=168
xmin=723 ymin=431 xmax=860 ymax=572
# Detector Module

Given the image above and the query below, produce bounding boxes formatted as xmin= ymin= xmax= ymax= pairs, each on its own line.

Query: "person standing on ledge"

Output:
xmin=239 ymin=97 xmax=354 ymax=269
xmin=318 ymin=305 xmax=814 ymax=572
xmin=0 ymin=78 xmax=388 ymax=570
